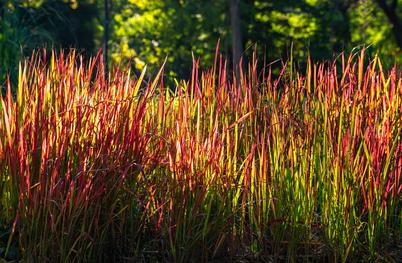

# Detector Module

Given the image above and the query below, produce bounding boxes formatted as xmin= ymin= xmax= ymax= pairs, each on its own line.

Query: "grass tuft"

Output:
xmin=0 ymin=49 xmax=401 ymax=262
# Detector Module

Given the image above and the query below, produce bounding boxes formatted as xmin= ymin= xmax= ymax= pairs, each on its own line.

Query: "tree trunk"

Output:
xmin=333 ymin=0 xmax=352 ymax=50
xmin=375 ymin=0 xmax=402 ymax=49
xmin=103 ymin=0 xmax=110 ymax=80
xmin=228 ymin=0 xmax=243 ymax=80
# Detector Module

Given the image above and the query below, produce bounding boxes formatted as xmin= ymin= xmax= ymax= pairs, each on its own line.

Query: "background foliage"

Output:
xmin=1 ymin=0 xmax=402 ymax=84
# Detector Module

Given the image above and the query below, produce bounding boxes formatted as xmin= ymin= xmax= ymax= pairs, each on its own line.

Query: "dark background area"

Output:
xmin=1 ymin=0 xmax=401 ymax=85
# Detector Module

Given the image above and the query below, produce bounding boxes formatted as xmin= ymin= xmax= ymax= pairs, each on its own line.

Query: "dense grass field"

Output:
xmin=0 ymin=49 xmax=401 ymax=262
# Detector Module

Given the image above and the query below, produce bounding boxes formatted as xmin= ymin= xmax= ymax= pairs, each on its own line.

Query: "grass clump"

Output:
xmin=0 ymin=48 xmax=401 ymax=262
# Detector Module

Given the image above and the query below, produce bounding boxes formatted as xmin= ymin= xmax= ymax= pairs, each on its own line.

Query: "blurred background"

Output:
xmin=1 ymin=0 xmax=401 ymax=84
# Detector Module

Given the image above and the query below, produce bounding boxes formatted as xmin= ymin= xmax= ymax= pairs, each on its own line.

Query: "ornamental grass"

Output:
xmin=0 ymin=47 xmax=401 ymax=262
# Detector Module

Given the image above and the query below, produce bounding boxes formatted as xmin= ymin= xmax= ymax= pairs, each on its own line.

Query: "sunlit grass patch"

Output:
xmin=0 ymin=48 xmax=401 ymax=262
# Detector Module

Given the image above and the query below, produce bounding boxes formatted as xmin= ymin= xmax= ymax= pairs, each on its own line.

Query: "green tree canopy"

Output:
xmin=1 ymin=0 xmax=401 ymax=84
